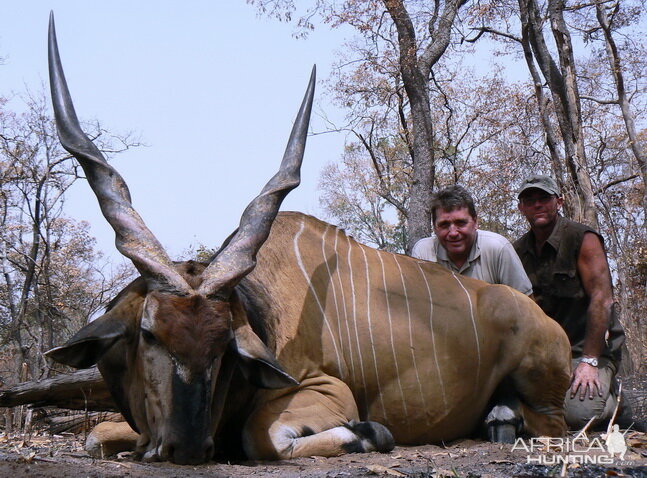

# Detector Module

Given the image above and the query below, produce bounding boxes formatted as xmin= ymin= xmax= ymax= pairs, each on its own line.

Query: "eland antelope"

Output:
xmin=45 ymin=13 xmax=571 ymax=465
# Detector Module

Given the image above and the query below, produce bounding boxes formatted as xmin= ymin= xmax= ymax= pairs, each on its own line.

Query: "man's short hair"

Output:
xmin=431 ymin=185 xmax=477 ymax=223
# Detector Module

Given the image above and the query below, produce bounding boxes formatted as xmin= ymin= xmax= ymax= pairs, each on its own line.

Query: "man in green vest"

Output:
xmin=513 ymin=174 xmax=635 ymax=430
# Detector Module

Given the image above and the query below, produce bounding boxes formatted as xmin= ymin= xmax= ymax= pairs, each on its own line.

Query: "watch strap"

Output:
xmin=579 ymin=356 xmax=598 ymax=367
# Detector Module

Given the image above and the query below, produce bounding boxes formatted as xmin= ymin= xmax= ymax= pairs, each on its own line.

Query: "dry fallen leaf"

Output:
xmin=365 ymin=464 xmax=407 ymax=476
xmin=17 ymin=451 xmax=36 ymax=464
xmin=116 ymin=451 xmax=135 ymax=460
xmin=627 ymin=435 xmax=647 ymax=449
xmin=435 ymin=469 xmax=456 ymax=477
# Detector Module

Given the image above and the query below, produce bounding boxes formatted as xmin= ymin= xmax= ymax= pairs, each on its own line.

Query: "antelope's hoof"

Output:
xmin=344 ymin=420 xmax=395 ymax=453
xmin=485 ymin=405 xmax=522 ymax=444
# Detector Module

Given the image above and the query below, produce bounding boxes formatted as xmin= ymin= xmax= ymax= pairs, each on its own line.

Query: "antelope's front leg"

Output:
xmin=85 ymin=420 xmax=140 ymax=458
xmin=242 ymin=375 xmax=394 ymax=459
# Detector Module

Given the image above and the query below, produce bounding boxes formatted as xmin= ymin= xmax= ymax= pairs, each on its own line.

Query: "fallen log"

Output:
xmin=0 ymin=368 xmax=116 ymax=411
xmin=43 ymin=409 xmax=124 ymax=434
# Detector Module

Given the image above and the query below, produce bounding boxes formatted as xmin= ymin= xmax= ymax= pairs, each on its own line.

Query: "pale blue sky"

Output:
xmin=1 ymin=1 xmax=350 ymax=263
xmin=6 ymin=3 xmax=630 ymax=266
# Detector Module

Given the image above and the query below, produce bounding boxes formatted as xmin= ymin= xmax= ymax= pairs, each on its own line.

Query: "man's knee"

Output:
xmin=564 ymin=394 xmax=611 ymax=429
xmin=565 ymin=358 xmax=617 ymax=429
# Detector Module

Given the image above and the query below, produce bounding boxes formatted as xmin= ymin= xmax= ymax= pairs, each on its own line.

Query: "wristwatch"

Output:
xmin=579 ymin=356 xmax=599 ymax=367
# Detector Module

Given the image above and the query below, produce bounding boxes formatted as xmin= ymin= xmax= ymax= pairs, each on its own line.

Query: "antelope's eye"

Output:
xmin=141 ymin=328 xmax=157 ymax=345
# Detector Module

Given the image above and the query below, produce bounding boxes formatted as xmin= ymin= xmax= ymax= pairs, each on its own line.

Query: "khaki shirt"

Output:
xmin=411 ymin=230 xmax=533 ymax=296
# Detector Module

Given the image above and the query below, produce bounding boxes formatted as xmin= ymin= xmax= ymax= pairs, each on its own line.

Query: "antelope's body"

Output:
xmin=244 ymin=212 xmax=569 ymax=447
xmin=44 ymin=13 xmax=571 ymax=465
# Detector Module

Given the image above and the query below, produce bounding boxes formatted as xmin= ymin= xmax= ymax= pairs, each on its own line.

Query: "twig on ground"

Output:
xmin=573 ymin=416 xmax=596 ymax=442
xmin=606 ymin=382 xmax=623 ymax=435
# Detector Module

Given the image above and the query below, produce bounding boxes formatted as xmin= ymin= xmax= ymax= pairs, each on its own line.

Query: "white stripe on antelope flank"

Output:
xmin=293 ymin=218 xmax=343 ymax=377
xmin=347 ymin=234 xmax=368 ymax=411
xmin=393 ymin=254 xmax=428 ymax=425
xmin=359 ymin=244 xmax=387 ymax=420
xmin=506 ymin=286 xmax=523 ymax=320
xmin=451 ymin=272 xmax=481 ymax=391
xmin=377 ymin=250 xmax=408 ymax=418
xmin=416 ymin=263 xmax=447 ymax=410
xmin=322 ymin=226 xmax=345 ymax=363
xmin=333 ymin=229 xmax=356 ymax=383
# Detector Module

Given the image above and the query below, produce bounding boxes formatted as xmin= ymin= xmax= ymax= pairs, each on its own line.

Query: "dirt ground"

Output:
xmin=0 ymin=430 xmax=645 ymax=478
xmin=1 ymin=377 xmax=645 ymax=477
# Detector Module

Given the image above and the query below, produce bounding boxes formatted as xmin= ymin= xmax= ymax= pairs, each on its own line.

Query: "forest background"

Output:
xmin=1 ymin=0 xmax=645 ymax=420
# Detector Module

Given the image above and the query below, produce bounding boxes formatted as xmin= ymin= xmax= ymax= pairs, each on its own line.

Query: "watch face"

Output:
xmin=581 ymin=357 xmax=598 ymax=367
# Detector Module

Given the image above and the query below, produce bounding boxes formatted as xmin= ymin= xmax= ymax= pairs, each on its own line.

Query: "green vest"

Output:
xmin=514 ymin=216 xmax=625 ymax=363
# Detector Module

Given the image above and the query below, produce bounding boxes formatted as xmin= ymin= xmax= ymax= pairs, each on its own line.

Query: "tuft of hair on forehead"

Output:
xmin=173 ymin=260 xmax=209 ymax=290
xmin=152 ymin=293 xmax=233 ymax=374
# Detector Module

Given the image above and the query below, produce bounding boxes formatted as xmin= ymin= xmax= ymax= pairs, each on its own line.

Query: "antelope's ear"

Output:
xmin=46 ymin=315 xmax=129 ymax=369
xmin=228 ymin=292 xmax=298 ymax=389
xmin=232 ymin=324 xmax=299 ymax=389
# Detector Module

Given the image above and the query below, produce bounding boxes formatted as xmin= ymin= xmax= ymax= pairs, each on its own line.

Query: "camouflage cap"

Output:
xmin=517 ymin=174 xmax=560 ymax=198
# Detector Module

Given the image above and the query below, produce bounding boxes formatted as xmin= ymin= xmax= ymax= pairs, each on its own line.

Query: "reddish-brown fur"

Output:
xmin=47 ymin=212 xmax=571 ymax=464
xmin=152 ymin=294 xmax=232 ymax=375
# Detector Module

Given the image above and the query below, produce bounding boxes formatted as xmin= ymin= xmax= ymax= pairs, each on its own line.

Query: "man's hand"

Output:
xmin=570 ymin=362 xmax=602 ymax=400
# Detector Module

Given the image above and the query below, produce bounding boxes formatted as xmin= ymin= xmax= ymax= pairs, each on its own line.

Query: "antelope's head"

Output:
xmin=44 ymin=13 xmax=314 ymax=464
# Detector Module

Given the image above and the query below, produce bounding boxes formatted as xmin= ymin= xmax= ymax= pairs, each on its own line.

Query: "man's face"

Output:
xmin=433 ymin=207 xmax=478 ymax=265
xmin=517 ymin=188 xmax=563 ymax=229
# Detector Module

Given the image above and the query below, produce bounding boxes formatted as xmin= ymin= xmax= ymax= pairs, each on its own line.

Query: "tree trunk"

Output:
xmin=4 ymin=408 xmax=13 ymax=434
xmin=547 ymin=0 xmax=598 ymax=228
xmin=519 ymin=21 xmax=565 ymax=181
xmin=595 ymin=0 xmax=647 ymax=219
xmin=384 ymin=0 xmax=434 ymax=252
xmin=384 ymin=0 xmax=467 ymax=252
xmin=519 ymin=0 xmax=599 ymax=228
